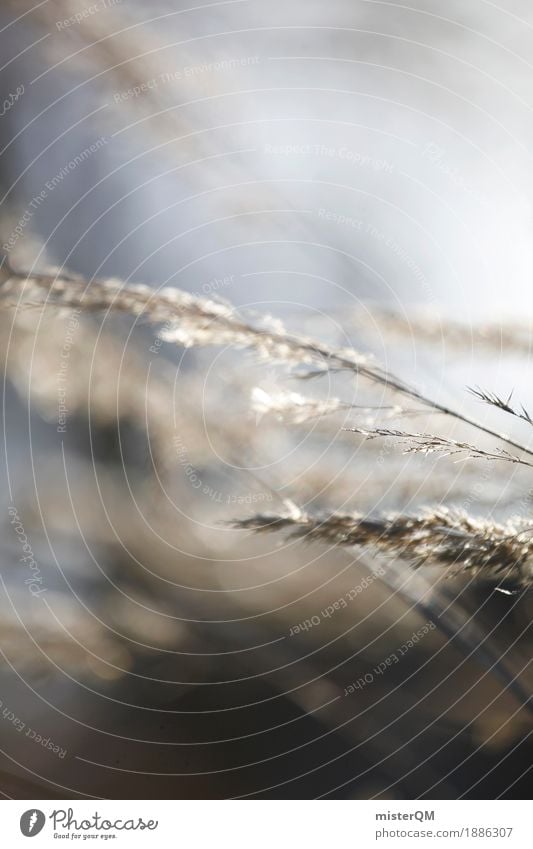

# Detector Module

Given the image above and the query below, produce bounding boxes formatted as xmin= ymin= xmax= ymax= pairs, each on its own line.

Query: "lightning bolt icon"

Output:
xmin=28 ymin=811 xmax=38 ymax=833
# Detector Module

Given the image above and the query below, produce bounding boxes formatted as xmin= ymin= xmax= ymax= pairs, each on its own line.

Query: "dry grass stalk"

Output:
xmin=4 ymin=258 xmax=533 ymax=594
xmin=469 ymin=387 xmax=533 ymax=428
xmin=251 ymin=386 xmax=416 ymax=425
xmin=0 ymin=305 xmax=179 ymax=476
xmin=252 ymin=388 xmax=349 ymax=423
xmin=343 ymin=426 xmax=533 ymax=468
xmin=251 ymin=388 xmax=409 ymax=425
xmin=0 ymin=262 xmax=382 ymax=373
xmin=231 ymin=507 xmax=533 ymax=589
xmin=2 ymin=261 xmax=533 ymax=467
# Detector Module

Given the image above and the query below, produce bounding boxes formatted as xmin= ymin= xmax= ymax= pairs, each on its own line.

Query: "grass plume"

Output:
xmin=231 ymin=507 xmax=533 ymax=589
xmin=343 ymin=426 xmax=533 ymax=468
xmin=469 ymin=386 xmax=533 ymax=428
xmin=2 ymin=260 xmax=533 ymax=467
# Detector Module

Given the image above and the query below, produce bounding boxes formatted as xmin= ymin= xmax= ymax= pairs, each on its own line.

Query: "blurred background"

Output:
xmin=0 ymin=0 xmax=531 ymax=798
